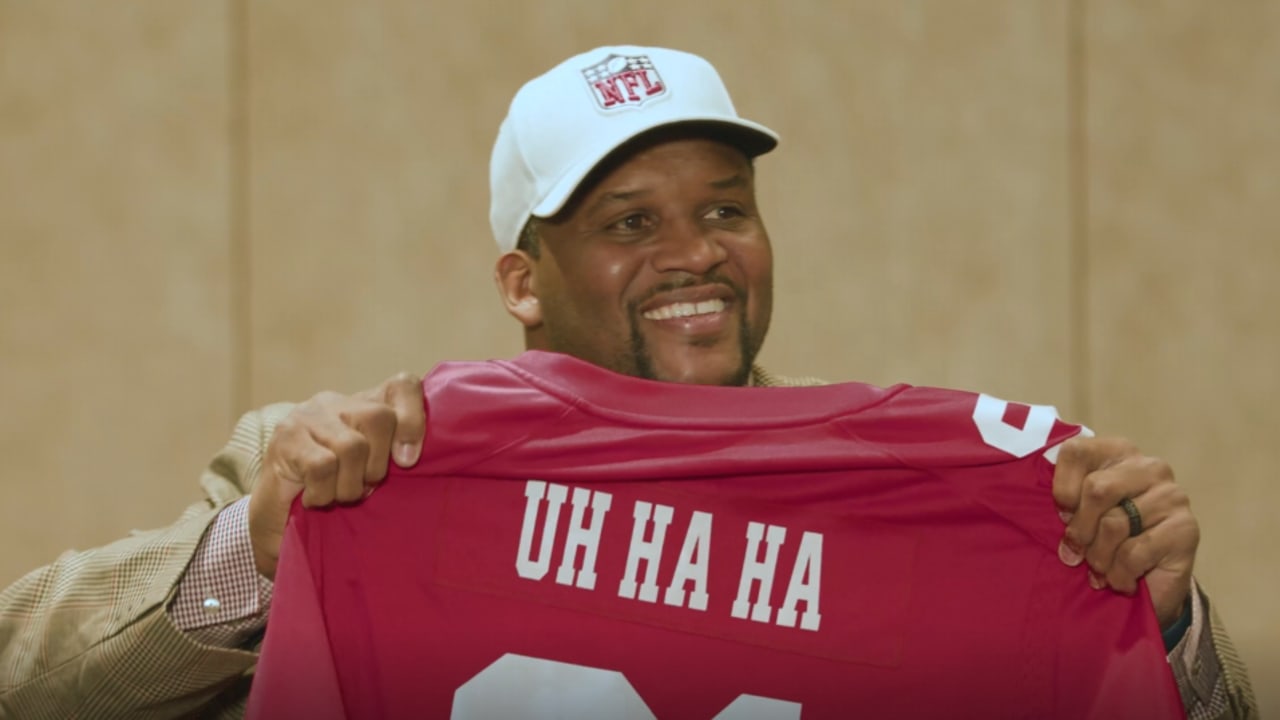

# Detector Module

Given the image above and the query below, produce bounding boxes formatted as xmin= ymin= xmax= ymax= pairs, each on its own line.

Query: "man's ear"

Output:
xmin=494 ymin=251 xmax=543 ymax=328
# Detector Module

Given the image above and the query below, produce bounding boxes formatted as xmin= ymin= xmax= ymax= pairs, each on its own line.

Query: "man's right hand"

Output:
xmin=248 ymin=372 xmax=426 ymax=580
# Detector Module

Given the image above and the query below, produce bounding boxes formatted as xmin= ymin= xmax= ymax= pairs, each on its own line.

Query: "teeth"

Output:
xmin=643 ymin=299 xmax=726 ymax=320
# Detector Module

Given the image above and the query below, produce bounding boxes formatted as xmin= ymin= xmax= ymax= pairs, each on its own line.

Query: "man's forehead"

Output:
xmin=607 ymin=137 xmax=750 ymax=175
xmin=557 ymin=136 xmax=755 ymax=217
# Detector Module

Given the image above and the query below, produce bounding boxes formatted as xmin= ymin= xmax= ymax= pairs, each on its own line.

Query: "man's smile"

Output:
xmin=642 ymin=298 xmax=727 ymax=320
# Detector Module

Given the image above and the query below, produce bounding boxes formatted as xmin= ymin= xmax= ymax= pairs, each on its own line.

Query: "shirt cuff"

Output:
xmin=167 ymin=496 xmax=274 ymax=648
xmin=1168 ymin=577 xmax=1219 ymax=712
xmin=1162 ymin=591 xmax=1194 ymax=652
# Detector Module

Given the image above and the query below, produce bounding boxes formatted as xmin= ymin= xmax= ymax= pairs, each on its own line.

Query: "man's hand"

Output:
xmin=1052 ymin=435 xmax=1200 ymax=629
xmin=248 ymin=372 xmax=426 ymax=580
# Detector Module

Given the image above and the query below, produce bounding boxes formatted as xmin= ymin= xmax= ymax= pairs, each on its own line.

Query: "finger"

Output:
xmin=1083 ymin=505 xmax=1134 ymax=579
xmin=1085 ymin=483 xmax=1186 ymax=588
xmin=1104 ymin=535 xmax=1156 ymax=596
xmin=307 ymin=414 xmax=371 ymax=504
xmin=296 ymin=442 xmax=340 ymax=508
xmin=339 ymin=399 xmax=395 ymax=485
xmin=267 ymin=412 xmax=315 ymax=486
xmin=1065 ymin=455 xmax=1169 ymax=548
xmin=1051 ymin=435 xmax=1138 ymax=513
xmin=381 ymin=372 xmax=426 ymax=467
xmin=1104 ymin=514 xmax=1193 ymax=595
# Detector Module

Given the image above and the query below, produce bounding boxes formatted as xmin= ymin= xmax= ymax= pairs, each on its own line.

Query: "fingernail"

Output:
xmin=1088 ymin=571 xmax=1107 ymax=590
xmin=1058 ymin=509 xmax=1074 ymax=524
xmin=394 ymin=442 xmax=417 ymax=467
xmin=362 ymin=485 xmax=377 ymax=499
xmin=1058 ymin=537 xmax=1084 ymax=567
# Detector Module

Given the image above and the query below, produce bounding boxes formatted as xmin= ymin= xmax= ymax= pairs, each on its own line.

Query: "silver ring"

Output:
xmin=1119 ymin=497 xmax=1143 ymax=537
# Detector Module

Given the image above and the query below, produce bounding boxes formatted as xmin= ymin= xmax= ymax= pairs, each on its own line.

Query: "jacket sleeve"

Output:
xmin=0 ymin=402 xmax=295 ymax=720
xmin=1172 ymin=583 xmax=1257 ymax=720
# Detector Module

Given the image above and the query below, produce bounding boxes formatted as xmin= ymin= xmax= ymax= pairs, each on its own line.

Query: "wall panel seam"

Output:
xmin=1068 ymin=0 xmax=1092 ymax=425
xmin=229 ymin=0 xmax=251 ymax=416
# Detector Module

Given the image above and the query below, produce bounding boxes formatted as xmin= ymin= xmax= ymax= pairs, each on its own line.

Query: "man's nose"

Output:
xmin=650 ymin=220 xmax=729 ymax=275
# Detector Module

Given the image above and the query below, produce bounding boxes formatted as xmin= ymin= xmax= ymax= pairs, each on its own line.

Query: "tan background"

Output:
xmin=2 ymin=0 xmax=1275 ymax=709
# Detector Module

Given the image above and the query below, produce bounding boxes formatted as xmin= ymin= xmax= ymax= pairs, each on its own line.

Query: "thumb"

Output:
xmin=378 ymin=372 xmax=426 ymax=467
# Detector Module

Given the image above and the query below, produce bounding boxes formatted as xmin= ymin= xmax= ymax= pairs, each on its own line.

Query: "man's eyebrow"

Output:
xmin=583 ymin=188 xmax=650 ymax=216
xmin=709 ymin=173 xmax=750 ymax=190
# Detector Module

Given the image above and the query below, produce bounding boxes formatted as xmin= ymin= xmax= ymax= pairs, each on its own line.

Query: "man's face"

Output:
xmin=520 ymin=137 xmax=773 ymax=386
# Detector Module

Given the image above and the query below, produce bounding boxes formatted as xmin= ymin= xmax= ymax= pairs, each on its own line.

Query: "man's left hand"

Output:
xmin=1051 ymin=435 xmax=1200 ymax=629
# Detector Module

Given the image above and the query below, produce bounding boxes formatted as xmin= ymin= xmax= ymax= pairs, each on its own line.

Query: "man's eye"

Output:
xmin=708 ymin=205 xmax=745 ymax=220
xmin=609 ymin=214 xmax=649 ymax=232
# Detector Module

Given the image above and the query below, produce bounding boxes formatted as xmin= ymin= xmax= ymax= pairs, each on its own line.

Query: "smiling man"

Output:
xmin=489 ymin=49 xmax=781 ymax=388
xmin=496 ymin=133 xmax=773 ymax=387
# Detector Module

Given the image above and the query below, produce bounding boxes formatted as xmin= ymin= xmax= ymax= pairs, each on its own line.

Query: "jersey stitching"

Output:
xmin=495 ymin=360 xmax=915 ymax=431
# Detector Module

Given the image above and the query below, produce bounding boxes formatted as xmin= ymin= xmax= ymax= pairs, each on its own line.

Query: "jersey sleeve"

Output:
xmin=246 ymin=508 xmax=347 ymax=720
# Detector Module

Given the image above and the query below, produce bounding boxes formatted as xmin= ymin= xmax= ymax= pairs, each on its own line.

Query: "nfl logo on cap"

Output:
xmin=582 ymin=54 xmax=667 ymax=110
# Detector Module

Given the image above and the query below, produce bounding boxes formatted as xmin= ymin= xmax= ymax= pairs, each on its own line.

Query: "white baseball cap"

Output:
xmin=489 ymin=45 xmax=779 ymax=252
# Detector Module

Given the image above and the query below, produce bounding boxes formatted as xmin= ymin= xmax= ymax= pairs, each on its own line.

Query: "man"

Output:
xmin=0 ymin=45 xmax=1255 ymax=719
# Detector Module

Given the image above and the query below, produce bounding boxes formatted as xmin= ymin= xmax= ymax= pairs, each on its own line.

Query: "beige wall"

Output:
xmin=1084 ymin=0 xmax=1280 ymax=702
xmin=0 ymin=0 xmax=235 ymax=584
xmin=2 ymin=0 xmax=1275 ymax=709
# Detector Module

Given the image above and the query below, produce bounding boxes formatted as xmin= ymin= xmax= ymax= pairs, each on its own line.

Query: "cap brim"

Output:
xmin=531 ymin=117 xmax=779 ymax=220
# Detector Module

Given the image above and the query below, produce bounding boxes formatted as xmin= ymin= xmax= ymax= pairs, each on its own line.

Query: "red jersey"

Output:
xmin=247 ymin=351 xmax=1183 ymax=720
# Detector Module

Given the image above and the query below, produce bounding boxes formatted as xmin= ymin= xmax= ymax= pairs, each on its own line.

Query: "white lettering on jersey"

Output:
xmin=453 ymin=654 xmax=653 ymax=719
xmin=453 ymin=654 xmax=804 ymax=719
xmin=662 ymin=510 xmax=712 ymax=612
xmin=516 ymin=480 xmax=569 ymax=581
xmin=731 ymin=522 xmax=787 ymax=624
xmin=515 ymin=485 xmax=822 ymax=633
xmin=713 ymin=694 xmax=803 ymax=719
xmin=774 ymin=531 xmax=823 ymax=632
xmin=972 ymin=393 xmax=1060 ymax=458
xmin=555 ymin=486 xmax=613 ymax=590
xmin=619 ymin=501 xmax=676 ymax=602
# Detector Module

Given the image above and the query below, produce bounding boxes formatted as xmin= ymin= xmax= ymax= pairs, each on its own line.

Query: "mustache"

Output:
xmin=627 ymin=273 xmax=746 ymax=312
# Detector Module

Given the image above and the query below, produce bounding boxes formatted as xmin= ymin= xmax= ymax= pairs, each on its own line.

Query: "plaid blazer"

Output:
xmin=0 ymin=369 xmax=1257 ymax=719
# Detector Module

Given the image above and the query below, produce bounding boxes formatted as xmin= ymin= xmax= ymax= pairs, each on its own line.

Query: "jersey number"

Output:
xmin=453 ymin=654 xmax=801 ymax=719
xmin=971 ymin=393 xmax=1059 ymax=458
